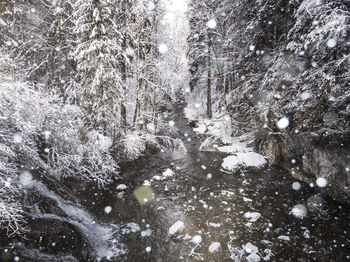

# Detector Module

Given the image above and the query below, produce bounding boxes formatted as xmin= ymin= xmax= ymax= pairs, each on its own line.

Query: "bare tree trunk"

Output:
xmin=207 ymin=37 xmax=212 ymax=119
xmin=57 ymin=1 xmax=65 ymax=102
xmin=142 ymin=81 xmax=148 ymax=133
xmin=120 ymin=0 xmax=127 ymax=127
xmin=120 ymin=49 xmax=127 ymax=127
xmin=133 ymin=79 xmax=141 ymax=126
xmin=133 ymin=37 xmax=141 ymax=130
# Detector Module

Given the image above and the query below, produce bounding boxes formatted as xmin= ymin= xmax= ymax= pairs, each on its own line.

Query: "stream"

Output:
xmin=1 ymin=102 xmax=349 ymax=262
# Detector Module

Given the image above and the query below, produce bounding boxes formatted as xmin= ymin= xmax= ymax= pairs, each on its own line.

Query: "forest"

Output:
xmin=0 ymin=0 xmax=349 ymax=261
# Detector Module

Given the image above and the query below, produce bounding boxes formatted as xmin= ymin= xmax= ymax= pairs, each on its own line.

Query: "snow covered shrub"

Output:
xmin=0 ymin=80 xmax=120 ymax=234
xmin=0 ymin=51 xmax=16 ymax=80
xmin=0 ymin=144 xmax=26 ymax=236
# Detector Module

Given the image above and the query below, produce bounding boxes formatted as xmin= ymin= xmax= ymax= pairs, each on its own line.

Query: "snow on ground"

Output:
xmin=184 ymin=106 xmax=267 ymax=172
xmin=151 ymin=168 xmax=175 ymax=182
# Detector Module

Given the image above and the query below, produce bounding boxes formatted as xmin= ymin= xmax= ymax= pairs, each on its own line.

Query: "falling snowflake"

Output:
xmin=326 ymin=38 xmax=337 ymax=48
xmin=13 ymin=133 xmax=23 ymax=143
xmin=147 ymin=2 xmax=155 ymax=10
xmin=19 ymin=171 xmax=33 ymax=187
xmin=316 ymin=177 xmax=327 ymax=188
xmin=158 ymin=43 xmax=168 ymax=54
xmin=277 ymin=117 xmax=290 ymax=129
xmin=104 ymin=206 xmax=112 ymax=214
xmin=207 ymin=18 xmax=217 ymax=29
xmin=191 ymin=235 xmax=202 ymax=244
xmin=292 ymin=182 xmax=301 ymax=191
xmin=300 ymin=92 xmax=311 ymax=100
xmin=125 ymin=47 xmax=135 ymax=57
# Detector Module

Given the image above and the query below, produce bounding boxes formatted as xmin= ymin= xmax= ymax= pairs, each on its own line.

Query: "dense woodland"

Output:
xmin=0 ymin=0 xmax=349 ymax=248
xmin=187 ymin=0 xmax=350 ymax=199
xmin=0 ymin=0 xmax=189 ymax=236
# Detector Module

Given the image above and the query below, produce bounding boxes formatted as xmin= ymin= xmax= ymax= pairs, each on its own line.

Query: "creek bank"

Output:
xmin=184 ymin=108 xmax=267 ymax=173
xmin=185 ymin=105 xmax=349 ymax=203
xmin=255 ymin=129 xmax=350 ymax=202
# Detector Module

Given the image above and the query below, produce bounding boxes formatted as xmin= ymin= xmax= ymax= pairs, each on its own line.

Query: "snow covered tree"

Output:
xmin=73 ymin=0 xmax=124 ymax=133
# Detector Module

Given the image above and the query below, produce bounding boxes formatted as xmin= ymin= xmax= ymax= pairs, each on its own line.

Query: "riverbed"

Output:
xmin=1 ymin=103 xmax=349 ymax=262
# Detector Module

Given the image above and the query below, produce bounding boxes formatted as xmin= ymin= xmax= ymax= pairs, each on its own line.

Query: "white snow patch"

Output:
xmin=193 ymin=124 xmax=206 ymax=134
xmin=168 ymin=221 xmax=185 ymax=236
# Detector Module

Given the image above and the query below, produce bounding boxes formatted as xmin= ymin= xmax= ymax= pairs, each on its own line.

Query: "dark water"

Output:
xmin=1 ymin=103 xmax=349 ymax=261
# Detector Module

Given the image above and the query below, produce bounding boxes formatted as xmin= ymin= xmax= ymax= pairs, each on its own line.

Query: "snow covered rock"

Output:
xmin=208 ymin=242 xmax=221 ymax=253
xmin=162 ymin=168 xmax=175 ymax=178
xmin=168 ymin=221 xmax=185 ymax=236
xmin=277 ymin=235 xmax=290 ymax=241
xmin=246 ymin=253 xmax=261 ymax=262
xmin=236 ymin=152 xmax=267 ymax=167
xmin=244 ymin=212 xmax=261 ymax=222
xmin=143 ymin=180 xmax=151 ymax=186
xmin=116 ymin=184 xmax=127 ymax=191
xmin=222 ymin=155 xmax=241 ymax=171
xmin=151 ymin=175 xmax=163 ymax=181
xmin=243 ymin=242 xmax=259 ymax=254
xmin=243 ymin=197 xmax=253 ymax=202
xmin=222 ymin=152 xmax=267 ymax=171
